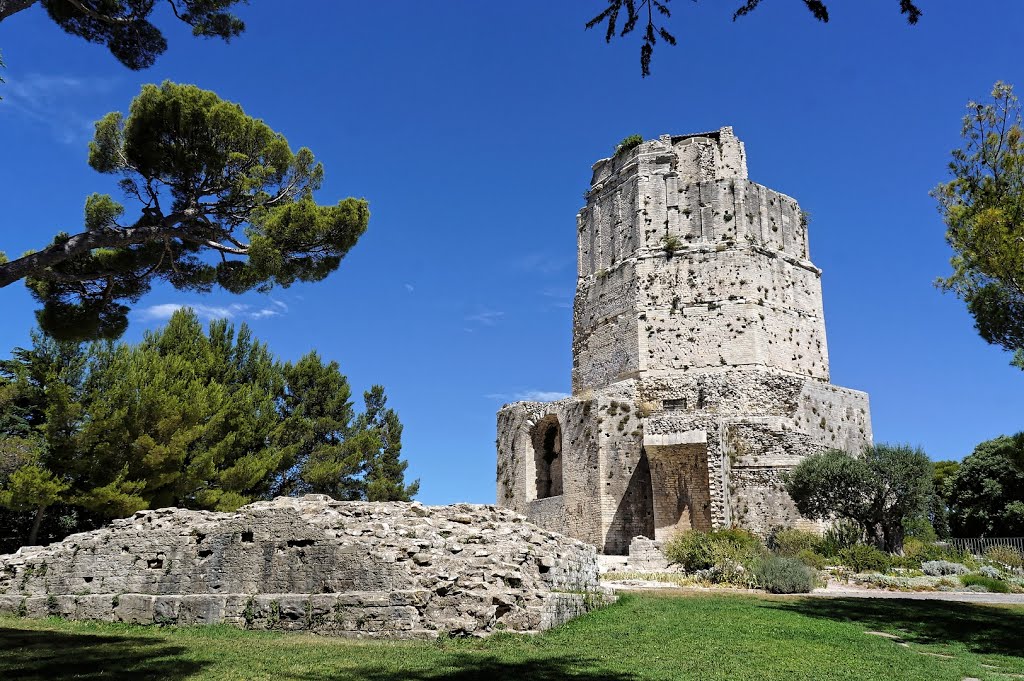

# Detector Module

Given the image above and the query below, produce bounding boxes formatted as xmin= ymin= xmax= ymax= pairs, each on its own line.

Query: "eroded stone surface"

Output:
xmin=0 ymin=496 xmax=607 ymax=637
xmin=497 ymin=128 xmax=872 ymax=553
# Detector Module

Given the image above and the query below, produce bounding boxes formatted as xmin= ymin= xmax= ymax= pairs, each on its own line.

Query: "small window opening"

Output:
xmin=533 ymin=415 xmax=564 ymax=499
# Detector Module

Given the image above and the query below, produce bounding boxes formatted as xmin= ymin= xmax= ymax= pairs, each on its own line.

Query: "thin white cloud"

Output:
xmin=486 ymin=390 xmax=570 ymax=403
xmin=136 ymin=302 xmax=282 ymax=323
xmin=511 ymin=252 xmax=572 ymax=275
xmin=404 ymin=283 xmax=415 ymax=293
xmin=540 ymin=286 xmax=573 ymax=309
xmin=465 ymin=309 xmax=504 ymax=327
xmin=1 ymin=73 xmax=118 ymax=144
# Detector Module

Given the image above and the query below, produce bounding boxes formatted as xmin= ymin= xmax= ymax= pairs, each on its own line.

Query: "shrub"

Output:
xmin=795 ymin=549 xmax=828 ymax=570
xmin=770 ymin=528 xmax=822 ymax=556
xmin=820 ymin=520 xmax=862 ymax=557
xmin=661 ymin=234 xmax=683 ymax=257
xmin=752 ymin=556 xmax=816 ymax=594
xmin=904 ymin=539 xmax=972 ymax=564
xmin=889 ymin=554 xmax=923 ymax=570
xmin=979 ymin=565 xmax=1002 ymax=579
xmin=984 ymin=545 xmax=1024 ymax=571
xmin=960 ymin=573 xmax=1010 ymax=593
xmin=663 ymin=528 xmax=764 ymax=573
xmin=921 ymin=560 xmax=970 ymax=576
xmin=837 ymin=544 xmax=891 ymax=573
xmin=615 ymin=134 xmax=643 ymax=155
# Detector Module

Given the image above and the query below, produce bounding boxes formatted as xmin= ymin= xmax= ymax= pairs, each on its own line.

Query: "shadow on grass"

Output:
xmin=0 ymin=626 xmax=207 ymax=680
xmin=300 ymin=654 xmax=639 ymax=681
xmin=768 ymin=597 xmax=1024 ymax=659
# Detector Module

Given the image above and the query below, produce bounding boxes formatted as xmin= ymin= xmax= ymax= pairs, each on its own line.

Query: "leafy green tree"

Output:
xmin=75 ymin=311 xmax=288 ymax=513
xmin=360 ymin=385 xmax=419 ymax=502
xmin=275 ymin=356 xmax=419 ymax=502
xmin=785 ymin=444 xmax=934 ymax=552
xmin=933 ymin=460 xmax=960 ymax=500
xmin=0 ymin=81 xmax=369 ymax=341
xmin=0 ymin=310 xmax=417 ymax=548
xmin=0 ymin=331 xmax=89 ymax=544
xmin=0 ymin=1 xmax=246 ymax=70
xmin=586 ymin=0 xmax=922 ymax=77
xmin=947 ymin=433 xmax=1024 ymax=537
xmin=934 ymin=82 xmax=1024 ymax=369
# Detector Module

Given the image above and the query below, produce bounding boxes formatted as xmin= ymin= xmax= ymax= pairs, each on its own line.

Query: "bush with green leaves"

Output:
xmin=770 ymin=528 xmax=822 ymax=556
xmin=615 ymin=134 xmax=643 ymax=155
xmin=663 ymin=528 xmax=764 ymax=583
xmin=795 ymin=549 xmax=828 ymax=570
xmin=837 ymin=544 xmax=891 ymax=574
xmin=960 ymin=573 xmax=1011 ymax=593
xmin=751 ymin=556 xmax=816 ymax=594
xmin=921 ymin=560 xmax=970 ymax=576
xmin=978 ymin=565 xmax=1002 ymax=579
xmin=785 ymin=444 xmax=933 ymax=553
xmin=820 ymin=520 xmax=862 ymax=557
xmin=984 ymin=545 xmax=1024 ymax=571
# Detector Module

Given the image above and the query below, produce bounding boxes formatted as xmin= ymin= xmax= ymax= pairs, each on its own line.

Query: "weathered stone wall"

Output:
xmin=497 ymin=127 xmax=873 ymax=552
xmin=0 ymin=496 xmax=608 ymax=637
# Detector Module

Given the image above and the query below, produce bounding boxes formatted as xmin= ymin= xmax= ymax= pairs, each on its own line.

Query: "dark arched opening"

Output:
xmin=532 ymin=415 xmax=563 ymax=499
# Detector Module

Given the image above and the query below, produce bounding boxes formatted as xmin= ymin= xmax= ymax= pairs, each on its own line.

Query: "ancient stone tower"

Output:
xmin=496 ymin=127 xmax=872 ymax=554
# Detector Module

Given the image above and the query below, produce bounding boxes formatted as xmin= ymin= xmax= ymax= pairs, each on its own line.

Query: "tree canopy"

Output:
xmin=0 ymin=82 xmax=369 ymax=341
xmin=0 ymin=309 xmax=417 ymax=549
xmin=946 ymin=433 xmax=1024 ymax=537
xmin=785 ymin=444 xmax=933 ymax=552
xmin=0 ymin=0 xmax=246 ymax=70
xmin=586 ymin=0 xmax=923 ymax=77
xmin=935 ymin=82 xmax=1024 ymax=370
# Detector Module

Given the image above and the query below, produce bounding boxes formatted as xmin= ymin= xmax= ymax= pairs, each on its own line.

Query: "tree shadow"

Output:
xmin=294 ymin=653 xmax=639 ymax=681
xmin=0 ymin=626 xmax=207 ymax=680
xmin=765 ymin=597 xmax=1024 ymax=659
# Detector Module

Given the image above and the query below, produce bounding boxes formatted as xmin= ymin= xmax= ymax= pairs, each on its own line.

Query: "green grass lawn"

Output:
xmin=2 ymin=592 xmax=1022 ymax=680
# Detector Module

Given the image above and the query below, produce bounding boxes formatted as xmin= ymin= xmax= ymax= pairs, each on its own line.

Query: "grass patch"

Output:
xmin=1 ymin=593 xmax=1023 ymax=680
xmin=960 ymin=574 xmax=1011 ymax=593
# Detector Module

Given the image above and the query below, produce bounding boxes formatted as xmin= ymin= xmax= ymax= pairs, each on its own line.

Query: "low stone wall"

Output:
xmin=0 ymin=496 xmax=610 ymax=638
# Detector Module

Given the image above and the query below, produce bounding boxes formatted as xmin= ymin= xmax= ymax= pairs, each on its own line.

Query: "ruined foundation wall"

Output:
xmin=0 ymin=496 xmax=608 ymax=637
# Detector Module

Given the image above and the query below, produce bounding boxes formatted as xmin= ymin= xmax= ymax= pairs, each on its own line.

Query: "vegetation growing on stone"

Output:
xmin=614 ymin=134 xmax=643 ymax=155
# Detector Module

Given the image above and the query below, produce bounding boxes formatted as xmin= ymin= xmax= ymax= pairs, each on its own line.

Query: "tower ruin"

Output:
xmin=495 ymin=128 xmax=872 ymax=554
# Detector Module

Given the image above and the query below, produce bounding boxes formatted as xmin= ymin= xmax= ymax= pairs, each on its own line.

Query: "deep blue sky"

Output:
xmin=1 ymin=1 xmax=1021 ymax=505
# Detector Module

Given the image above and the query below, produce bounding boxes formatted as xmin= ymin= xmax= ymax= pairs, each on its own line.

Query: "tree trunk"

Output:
xmin=0 ymin=219 xmax=180 ymax=288
xmin=882 ymin=522 xmax=905 ymax=555
xmin=0 ymin=0 xmax=37 ymax=22
xmin=27 ymin=505 xmax=45 ymax=546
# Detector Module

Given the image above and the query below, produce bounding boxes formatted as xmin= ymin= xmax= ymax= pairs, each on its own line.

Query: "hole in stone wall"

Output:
xmin=287 ymin=539 xmax=315 ymax=548
xmin=663 ymin=398 xmax=687 ymax=411
xmin=241 ymin=531 xmax=254 ymax=543
xmin=198 ymin=549 xmax=213 ymax=558
xmin=532 ymin=415 xmax=563 ymax=499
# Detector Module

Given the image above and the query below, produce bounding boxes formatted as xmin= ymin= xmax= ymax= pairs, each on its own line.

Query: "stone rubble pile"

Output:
xmin=0 ymin=495 xmax=609 ymax=637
